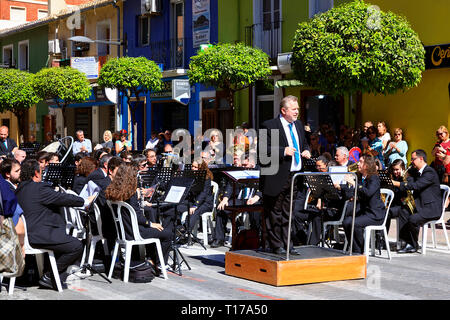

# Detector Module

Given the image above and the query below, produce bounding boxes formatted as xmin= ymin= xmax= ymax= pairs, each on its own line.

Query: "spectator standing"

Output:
xmin=431 ymin=125 xmax=450 ymax=184
xmin=0 ymin=125 xmax=18 ymax=157
xmin=115 ymin=129 xmax=132 ymax=155
xmin=377 ymin=121 xmax=391 ymax=151
xmin=145 ymin=131 xmax=160 ymax=150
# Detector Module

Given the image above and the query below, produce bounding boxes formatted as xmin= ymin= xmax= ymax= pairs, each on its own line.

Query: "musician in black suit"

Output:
xmin=341 ymin=154 xmax=386 ymax=254
xmin=258 ymin=95 xmax=311 ymax=255
xmin=0 ymin=126 xmax=18 ymax=157
xmin=15 ymin=159 xmax=95 ymax=290
xmin=392 ymin=149 xmax=443 ymax=253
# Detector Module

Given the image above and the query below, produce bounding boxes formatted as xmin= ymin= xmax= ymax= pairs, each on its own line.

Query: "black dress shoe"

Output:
xmin=273 ymin=247 xmax=287 ymax=255
xmin=289 ymin=248 xmax=301 ymax=256
xmin=210 ymin=240 xmax=224 ymax=248
xmin=397 ymin=244 xmax=417 ymax=254
xmin=38 ymin=274 xmax=67 ymax=290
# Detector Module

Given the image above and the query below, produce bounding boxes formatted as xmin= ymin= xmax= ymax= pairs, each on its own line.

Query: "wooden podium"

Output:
xmin=225 ymin=246 xmax=366 ymax=286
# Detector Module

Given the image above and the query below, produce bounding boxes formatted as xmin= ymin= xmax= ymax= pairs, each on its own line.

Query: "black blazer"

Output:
xmin=399 ymin=165 xmax=442 ymax=219
xmin=16 ymin=180 xmax=85 ymax=244
xmin=192 ymin=178 xmax=214 ymax=210
xmin=0 ymin=138 xmax=17 ymax=157
xmin=72 ymin=175 xmax=88 ymax=194
xmin=258 ymin=117 xmax=310 ymax=197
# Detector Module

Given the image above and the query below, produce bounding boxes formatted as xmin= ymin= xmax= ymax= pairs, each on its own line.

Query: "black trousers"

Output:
xmin=32 ymin=238 xmax=84 ymax=277
xmin=212 ymin=199 xmax=246 ymax=242
xmin=398 ymin=210 xmax=440 ymax=248
xmin=263 ymin=176 xmax=306 ymax=251
xmin=139 ymin=224 xmax=173 ymax=265
xmin=343 ymin=215 xmax=383 ymax=254
xmin=386 ymin=205 xmax=409 ymax=235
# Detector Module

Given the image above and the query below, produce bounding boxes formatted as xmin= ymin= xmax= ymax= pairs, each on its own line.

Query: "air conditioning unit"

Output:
xmin=141 ymin=0 xmax=162 ymax=15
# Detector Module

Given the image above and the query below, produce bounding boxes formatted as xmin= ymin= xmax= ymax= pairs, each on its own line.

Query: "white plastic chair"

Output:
xmin=85 ymin=203 xmax=109 ymax=267
xmin=106 ymin=200 xmax=168 ymax=283
xmin=200 ymin=181 xmax=219 ymax=246
xmin=421 ymin=184 xmax=450 ymax=254
xmin=63 ymin=189 xmax=87 ymax=265
xmin=322 ymin=200 xmax=350 ymax=246
xmin=362 ymin=188 xmax=394 ymax=263
xmin=3 ymin=215 xmax=63 ymax=294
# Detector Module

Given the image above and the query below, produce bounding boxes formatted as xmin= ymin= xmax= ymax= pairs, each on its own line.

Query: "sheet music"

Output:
xmin=328 ymin=166 xmax=348 ymax=185
xmin=79 ymin=180 xmax=101 ymax=200
xmin=164 ymin=186 xmax=186 ymax=203
xmin=225 ymin=170 xmax=260 ymax=180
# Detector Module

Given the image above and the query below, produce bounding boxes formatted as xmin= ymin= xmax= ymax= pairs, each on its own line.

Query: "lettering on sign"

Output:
xmin=425 ymin=44 xmax=450 ymax=69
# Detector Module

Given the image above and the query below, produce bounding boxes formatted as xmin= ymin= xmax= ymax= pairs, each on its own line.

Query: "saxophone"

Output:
xmin=401 ymin=165 xmax=416 ymax=214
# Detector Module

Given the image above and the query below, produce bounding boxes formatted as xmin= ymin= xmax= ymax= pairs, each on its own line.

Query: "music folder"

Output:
xmin=78 ymin=180 xmax=101 ymax=209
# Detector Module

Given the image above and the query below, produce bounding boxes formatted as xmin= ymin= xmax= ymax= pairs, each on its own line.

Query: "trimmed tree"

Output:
xmin=187 ymin=42 xmax=272 ymax=115
xmin=98 ymin=56 xmax=163 ymax=150
xmin=31 ymin=66 xmax=91 ymax=137
xmin=291 ymin=0 xmax=425 ymax=125
xmin=0 ymin=69 xmax=40 ymax=140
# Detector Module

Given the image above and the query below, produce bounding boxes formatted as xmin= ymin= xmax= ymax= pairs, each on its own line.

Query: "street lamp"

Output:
xmin=68 ymin=35 xmax=123 ymax=46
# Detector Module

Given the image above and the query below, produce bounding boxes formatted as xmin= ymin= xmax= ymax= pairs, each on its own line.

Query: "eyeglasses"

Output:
xmin=437 ymin=132 xmax=446 ymax=136
xmin=411 ymin=157 xmax=418 ymax=162
xmin=394 ymin=133 xmax=401 ymax=136
xmin=139 ymin=163 xmax=148 ymax=167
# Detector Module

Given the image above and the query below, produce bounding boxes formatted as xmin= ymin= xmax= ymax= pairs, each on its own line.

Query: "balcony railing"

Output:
xmin=245 ymin=20 xmax=283 ymax=61
xmin=147 ymin=37 xmax=192 ymax=70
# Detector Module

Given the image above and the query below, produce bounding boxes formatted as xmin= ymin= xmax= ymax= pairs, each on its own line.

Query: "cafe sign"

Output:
xmin=425 ymin=44 xmax=450 ymax=69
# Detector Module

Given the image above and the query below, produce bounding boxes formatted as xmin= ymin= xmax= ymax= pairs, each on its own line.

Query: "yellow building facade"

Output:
xmin=361 ymin=0 xmax=450 ymax=160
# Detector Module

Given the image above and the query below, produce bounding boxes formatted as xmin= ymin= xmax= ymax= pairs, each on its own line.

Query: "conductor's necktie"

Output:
xmin=288 ymin=123 xmax=300 ymax=164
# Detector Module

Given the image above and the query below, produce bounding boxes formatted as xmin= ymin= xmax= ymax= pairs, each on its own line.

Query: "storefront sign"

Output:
xmin=192 ymin=0 xmax=210 ymax=48
xmin=425 ymin=44 xmax=450 ymax=69
xmin=172 ymin=79 xmax=191 ymax=105
xmin=150 ymin=80 xmax=172 ymax=99
xmin=71 ymin=56 xmax=99 ymax=79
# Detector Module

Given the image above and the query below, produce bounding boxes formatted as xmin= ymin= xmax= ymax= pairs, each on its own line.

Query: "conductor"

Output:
xmin=259 ymin=95 xmax=311 ymax=255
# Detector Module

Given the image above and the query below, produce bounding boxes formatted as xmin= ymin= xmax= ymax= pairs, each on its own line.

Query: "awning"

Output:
xmin=274 ymin=79 xmax=304 ymax=88
xmin=47 ymin=86 xmax=114 ymax=108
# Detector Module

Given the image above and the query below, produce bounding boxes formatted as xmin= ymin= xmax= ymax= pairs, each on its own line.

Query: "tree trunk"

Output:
xmin=226 ymin=88 xmax=235 ymax=126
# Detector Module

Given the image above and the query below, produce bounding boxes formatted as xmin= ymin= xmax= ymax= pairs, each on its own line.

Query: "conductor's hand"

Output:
xmin=150 ymin=222 xmax=164 ymax=231
xmin=301 ymin=150 xmax=311 ymax=159
xmin=217 ymin=197 xmax=229 ymax=211
xmin=284 ymin=147 xmax=297 ymax=157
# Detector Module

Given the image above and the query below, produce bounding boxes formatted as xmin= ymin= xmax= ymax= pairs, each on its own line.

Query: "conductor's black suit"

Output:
xmin=259 ymin=116 xmax=310 ymax=252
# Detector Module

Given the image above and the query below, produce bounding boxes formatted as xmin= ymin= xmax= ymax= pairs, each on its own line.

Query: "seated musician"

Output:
xmin=335 ymin=146 xmax=355 ymax=167
xmin=210 ymin=155 xmax=262 ymax=248
xmin=105 ymin=163 xmax=173 ymax=271
xmin=386 ymin=159 xmax=410 ymax=237
xmin=181 ymin=159 xmax=214 ymax=235
xmin=392 ymin=149 xmax=442 ymax=253
xmin=72 ymin=157 xmax=97 ymax=194
xmin=340 ymin=154 xmax=386 ymax=254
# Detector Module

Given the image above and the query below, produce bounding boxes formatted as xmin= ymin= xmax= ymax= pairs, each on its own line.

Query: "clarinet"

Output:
xmin=137 ymin=172 xmax=146 ymax=215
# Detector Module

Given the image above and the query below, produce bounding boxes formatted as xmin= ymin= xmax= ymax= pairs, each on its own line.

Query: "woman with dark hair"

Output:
xmin=105 ymin=163 xmax=173 ymax=270
xmin=341 ymin=154 xmax=385 ymax=254
xmin=72 ymin=157 xmax=97 ymax=194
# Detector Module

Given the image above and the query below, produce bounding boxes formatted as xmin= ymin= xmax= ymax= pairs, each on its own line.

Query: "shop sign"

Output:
xmin=425 ymin=44 xmax=450 ymax=69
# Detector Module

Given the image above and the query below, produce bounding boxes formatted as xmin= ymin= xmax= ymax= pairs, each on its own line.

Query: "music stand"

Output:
xmin=173 ymin=169 xmax=207 ymax=248
xmin=378 ymin=170 xmax=394 ymax=190
xmin=304 ymin=174 xmax=342 ymax=247
xmin=302 ymin=157 xmax=317 ymax=172
xmin=162 ymin=176 xmax=194 ymax=276
xmin=42 ymin=163 xmax=76 ymax=190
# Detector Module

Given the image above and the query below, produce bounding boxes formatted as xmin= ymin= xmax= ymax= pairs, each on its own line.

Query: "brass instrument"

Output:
xmin=401 ymin=165 xmax=416 ymax=214
xmin=348 ymin=161 xmax=359 ymax=172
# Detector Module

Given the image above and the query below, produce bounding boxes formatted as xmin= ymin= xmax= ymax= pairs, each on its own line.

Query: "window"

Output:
xmin=2 ymin=45 xmax=13 ymax=67
xmin=97 ymin=20 xmax=111 ymax=56
xmin=252 ymin=0 xmax=281 ymax=59
xmin=138 ymin=15 xmax=150 ymax=47
xmin=309 ymin=0 xmax=333 ymax=18
xmin=171 ymin=0 xmax=184 ymax=68
xmin=10 ymin=7 xmax=26 ymax=22
xmin=18 ymin=40 xmax=29 ymax=71
xmin=72 ymin=19 xmax=87 ymax=57
xmin=38 ymin=10 xmax=48 ymax=19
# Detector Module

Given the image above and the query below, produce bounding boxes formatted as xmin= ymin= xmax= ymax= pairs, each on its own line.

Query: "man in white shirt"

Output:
xmin=72 ymin=130 xmax=92 ymax=155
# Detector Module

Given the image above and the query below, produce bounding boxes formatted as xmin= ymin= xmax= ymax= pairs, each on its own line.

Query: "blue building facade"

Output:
xmin=121 ymin=0 xmax=218 ymax=149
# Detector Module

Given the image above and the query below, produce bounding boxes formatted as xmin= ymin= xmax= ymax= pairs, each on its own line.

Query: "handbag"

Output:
xmin=0 ymin=216 xmax=25 ymax=277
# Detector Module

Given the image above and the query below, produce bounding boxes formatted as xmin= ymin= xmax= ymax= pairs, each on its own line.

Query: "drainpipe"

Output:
xmin=113 ymin=0 xmax=122 ymax=130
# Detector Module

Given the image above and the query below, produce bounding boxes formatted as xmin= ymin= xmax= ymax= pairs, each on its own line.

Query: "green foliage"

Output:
xmin=187 ymin=43 xmax=272 ymax=92
xmin=291 ymin=0 xmax=425 ymax=96
xmin=98 ymin=56 xmax=163 ymax=94
xmin=31 ymin=66 xmax=91 ymax=107
xmin=0 ymin=69 xmax=39 ymax=114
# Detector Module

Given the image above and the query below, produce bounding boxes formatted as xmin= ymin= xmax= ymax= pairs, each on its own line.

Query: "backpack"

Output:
xmin=112 ymin=260 xmax=155 ymax=283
